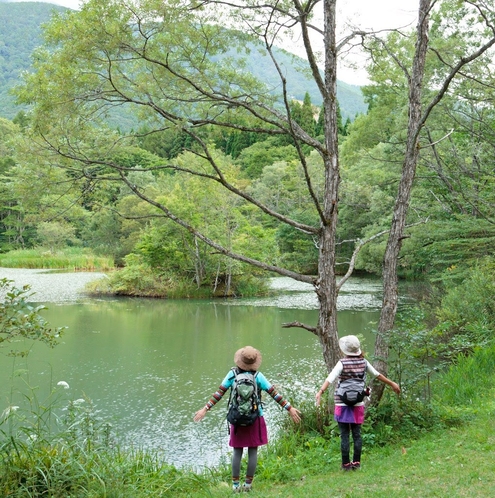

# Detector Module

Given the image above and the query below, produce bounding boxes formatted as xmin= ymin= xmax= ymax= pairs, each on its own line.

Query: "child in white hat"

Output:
xmin=316 ymin=335 xmax=400 ymax=470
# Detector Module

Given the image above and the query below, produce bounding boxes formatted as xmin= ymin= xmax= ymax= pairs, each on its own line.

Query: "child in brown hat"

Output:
xmin=194 ymin=345 xmax=301 ymax=492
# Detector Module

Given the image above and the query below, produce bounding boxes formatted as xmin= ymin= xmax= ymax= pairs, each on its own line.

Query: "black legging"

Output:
xmin=338 ymin=422 xmax=362 ymax=465
xmin=232 ymin=447 xmax=258 ymax=478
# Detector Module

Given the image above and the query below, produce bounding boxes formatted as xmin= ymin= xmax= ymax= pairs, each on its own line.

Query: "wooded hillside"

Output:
xmin=0 ymin=2 xmax=67 ymax=119
xmin=0 ymin=2 xmax=366 ymax=121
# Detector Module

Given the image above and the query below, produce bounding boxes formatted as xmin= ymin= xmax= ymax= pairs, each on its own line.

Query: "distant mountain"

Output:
xmin=0 ymin=1 xmax=367 ymax=122
xmin=223 ymin=43 xmax=367 ymax=121
xmin=0 ymin=2 xmax=68 ymax=119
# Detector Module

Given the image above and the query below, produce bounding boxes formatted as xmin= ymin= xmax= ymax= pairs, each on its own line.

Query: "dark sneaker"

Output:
xmin=341 ymin=463 xmax=353 ymax=471
xmin=351 ymin=461 xmax=361 ymax=470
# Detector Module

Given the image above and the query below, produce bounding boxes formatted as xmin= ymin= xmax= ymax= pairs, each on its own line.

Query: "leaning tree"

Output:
xmin=16 ymin=0 xmax=495 ymax=379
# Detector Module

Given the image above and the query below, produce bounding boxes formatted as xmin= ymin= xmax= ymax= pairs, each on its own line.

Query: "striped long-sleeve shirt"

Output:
xmin=205 ymin=369 xmax=292 ymax=415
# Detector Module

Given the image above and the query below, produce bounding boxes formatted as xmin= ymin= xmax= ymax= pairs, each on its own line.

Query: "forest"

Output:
xmin=1 ymin=0 xmax=494 ymax=367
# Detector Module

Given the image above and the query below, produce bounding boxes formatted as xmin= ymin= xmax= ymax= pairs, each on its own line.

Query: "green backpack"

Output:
xmin=226 ymin=368 xmax=260 ymax=427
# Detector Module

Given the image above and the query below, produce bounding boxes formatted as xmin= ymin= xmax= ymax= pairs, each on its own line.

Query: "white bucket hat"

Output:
xmin=339 ymin=335 xmax=362 ymax=356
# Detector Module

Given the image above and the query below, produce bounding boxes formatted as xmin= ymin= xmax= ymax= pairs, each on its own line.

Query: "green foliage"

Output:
xmin=0 ymin=248 xmax=113 ymax=271
xmin=97 ymin=149 xmax=280 ymax=297
xmin=435 ymin=344 xmax=495 ymax=408
xmin=401 ymin=220 xmax=495 ymax=282
xmin=236 ymin=138 xmax=299 ymax=178
xmin=247 ymin=154 xmax=323 ymax=273
xmin=276 ymin=212 xmax=319 ymax=274
xmin=338 ymin=9 xmax=495 ymax=280
xmin=432 ymin=262 xmax=495 ymax=352
xmin=78 ymin=210 xmax=128 ymax=263
xmin=384 ymin=308 xmax=448 ymax=403
xmin=36 ymin=221 xmax=78 ymax=252
xmin=103 ymin=252 xmax=269 ymax=299
xmin=0 ymin=279 xmax=64 ymax=352
xmin=290 ymin=93 xmax=316 ymax=137
xmin=102 ymin=254 xmax=185 ymax=298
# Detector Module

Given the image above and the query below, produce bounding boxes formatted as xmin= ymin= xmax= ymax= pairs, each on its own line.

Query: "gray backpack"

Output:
xmin=337 ymin=377 xmax=366 ymax=406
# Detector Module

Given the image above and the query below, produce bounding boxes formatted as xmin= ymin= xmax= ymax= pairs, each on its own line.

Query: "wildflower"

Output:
xmin=57 ymin=381 xmax=70 ymax=389
xmin=1 ymin=405 xmax=19 ymax=419
xmin=73 ymin=398 xmax=85 ymax=405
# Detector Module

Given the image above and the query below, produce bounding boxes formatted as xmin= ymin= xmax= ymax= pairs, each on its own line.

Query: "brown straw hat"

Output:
xmin=234 ymin=346 xmax=262 ymax=371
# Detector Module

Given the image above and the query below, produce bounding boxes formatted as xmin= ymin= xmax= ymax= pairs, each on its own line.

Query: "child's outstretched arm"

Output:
xmin=315 ymin=379 xmax=331 ymax=405
xmin=265 ymin=385 xmax=302 ymax=423
xmin=376 ymin=374 xmax=401 ymax=395
xmin=193 ymin=383 xmax=229 ymax=422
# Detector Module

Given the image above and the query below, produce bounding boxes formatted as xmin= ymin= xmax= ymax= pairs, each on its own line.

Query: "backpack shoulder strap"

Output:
xmin=227 ymin=367 xmax=239 ymax=406
xmin=252 ymin=371 xmax=259 ymax=397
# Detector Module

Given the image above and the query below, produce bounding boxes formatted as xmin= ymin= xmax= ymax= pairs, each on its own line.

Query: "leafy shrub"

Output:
xmin=434 ymin=262 xmax=495 ymax=351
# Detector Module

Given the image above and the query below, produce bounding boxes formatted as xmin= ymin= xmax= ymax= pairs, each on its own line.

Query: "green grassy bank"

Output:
xmin=2 ymin=400 xmax=493 ymax=497
xmin=0 ymin=248 xmax=113 ymax=271
xmin=1 ymin=378 xmax=494 ymax=497
xmin=231 ymin=406 xmax=495 ymax=497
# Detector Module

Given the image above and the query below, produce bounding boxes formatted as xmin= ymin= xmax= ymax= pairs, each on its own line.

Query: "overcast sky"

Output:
xmin=9 ymin=0 xmax=420 ymax=84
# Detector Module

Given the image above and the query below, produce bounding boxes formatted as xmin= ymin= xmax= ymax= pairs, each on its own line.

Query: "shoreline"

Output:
xmin=1 ymin=267 xmax=107 ymax=303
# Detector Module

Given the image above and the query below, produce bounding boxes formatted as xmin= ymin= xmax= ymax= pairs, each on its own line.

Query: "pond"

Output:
xmin=1 ymin=269 xmax=389 ymax=470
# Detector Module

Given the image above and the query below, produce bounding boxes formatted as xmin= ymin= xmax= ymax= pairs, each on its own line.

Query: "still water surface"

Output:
xmin=1 ymin=271 xmax=384 ymax=469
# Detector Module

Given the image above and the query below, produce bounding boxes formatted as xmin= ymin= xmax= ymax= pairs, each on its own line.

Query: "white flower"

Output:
xmin=57 ymin=381 xmax=70 ymax=389
xmin=1 ymin=405 xmax=19 ymax=419
xmin=73 ymin=399 xmax=85 ymax=405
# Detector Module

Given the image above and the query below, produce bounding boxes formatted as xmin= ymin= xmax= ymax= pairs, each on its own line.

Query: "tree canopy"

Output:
xmin=7 ymin=0 xmax=495 ymax=378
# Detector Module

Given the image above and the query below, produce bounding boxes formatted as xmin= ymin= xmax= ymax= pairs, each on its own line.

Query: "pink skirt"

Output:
xmin=334 ymin=404 xmax=365 ymax=424
xmin=229 ymin=416 xmax=268 ymax=448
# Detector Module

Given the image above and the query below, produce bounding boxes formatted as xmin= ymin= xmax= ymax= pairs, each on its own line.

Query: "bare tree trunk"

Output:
xmin=373 ymin=0 xmax=431 ymax=401
xmin=316 ymin=0 xmax=341 ymax=371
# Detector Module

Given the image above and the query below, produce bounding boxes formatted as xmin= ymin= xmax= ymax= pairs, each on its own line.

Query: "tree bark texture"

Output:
xmin=373 ymin=0 xmax=431 ymax=401
xmin=315 ymin=0 xmax=341 ymax=371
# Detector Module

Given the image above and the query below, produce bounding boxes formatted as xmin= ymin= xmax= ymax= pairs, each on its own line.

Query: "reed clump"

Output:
xmin=0 ymin=248 xmax=114 ymax=271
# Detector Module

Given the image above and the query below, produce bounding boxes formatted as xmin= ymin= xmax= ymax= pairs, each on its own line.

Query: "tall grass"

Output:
xmin=435 ymin=344 xmax=495 ymax=407
xmin=0 ymin=377 xmax=218 ymax=497
xmin=0 ymin=248 xmax=114 ymax=271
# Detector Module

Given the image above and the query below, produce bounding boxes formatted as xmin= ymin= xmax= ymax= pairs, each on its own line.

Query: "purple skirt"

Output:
xmin=229 ymin=416 xmax=268 ymax=448
xmin=334 ymin=404 xmax=365 ymax=424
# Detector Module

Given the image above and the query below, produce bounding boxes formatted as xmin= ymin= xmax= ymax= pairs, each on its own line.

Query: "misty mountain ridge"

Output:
xmin=0 ymin=1 xmax=367 ymax=122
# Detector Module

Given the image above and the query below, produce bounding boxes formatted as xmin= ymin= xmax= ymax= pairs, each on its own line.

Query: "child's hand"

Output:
xmin=288 ymin=406 xmax=302 ymax=423
xmin=315 ymin=391 xmax=322 ymax=406
xmin=194 ymin=407 xmax=208 ymax=422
